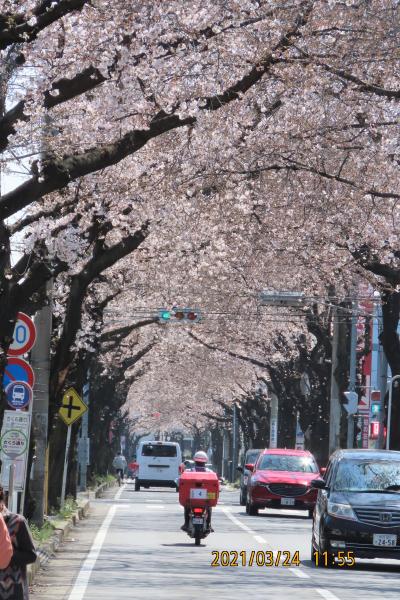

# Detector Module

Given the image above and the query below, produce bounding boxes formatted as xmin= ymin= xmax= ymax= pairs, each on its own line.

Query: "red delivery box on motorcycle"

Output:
xmin=179 ymin=471 xmax=219 ymax=508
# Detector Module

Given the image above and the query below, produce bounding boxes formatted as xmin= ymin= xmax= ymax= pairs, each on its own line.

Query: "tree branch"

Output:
xmin=0 ymin=0 xmax=89 ymax=50
xmin=50 ymin=221 xmax=150 ymax=396
xmin=101 ymin=319 xmax=157 ymax=344
xmin=0 ymin=67 xmax=110 ymax=152
xmin=188 ymin=331 xmax=269 ymax=369
xmin=0 ymin=2 xmax=314 ymax=220
xmin=9 ymin=196 xmax=78 ymax=234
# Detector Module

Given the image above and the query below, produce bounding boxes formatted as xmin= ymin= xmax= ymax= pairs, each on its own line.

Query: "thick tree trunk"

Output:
xmin=379 ymin=290 xmax=400 ymax=449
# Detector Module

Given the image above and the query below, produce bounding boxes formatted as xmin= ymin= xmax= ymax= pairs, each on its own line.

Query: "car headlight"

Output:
xmin=327 ymin=500 xmax=357 ymax=521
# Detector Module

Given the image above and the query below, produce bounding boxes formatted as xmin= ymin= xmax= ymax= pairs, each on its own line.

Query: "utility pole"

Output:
xmin=30 ymin=280 xmax=53 ymax=526
xmin=231 ymin=404 xmax=238 ymax=482
xmin=222 ymin=428 xmax=229 ymax=480
xmin=78 ymin=371 xmax=90 ymax=491
xmin=269 ymin=393 xmax=278 ymax=448
xmin=347 ymin=307 xmax=357 ymax=449
xmin=329 ymin=306 xmax=341 ymax=454
xmin=378 ymin=323 xmax=388 ymax=450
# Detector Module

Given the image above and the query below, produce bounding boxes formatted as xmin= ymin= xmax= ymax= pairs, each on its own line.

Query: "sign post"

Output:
xmin=60 ymin=425 xmax=72 ymax=509
xmin=0 ymin=411 xmax=30 ymax=511
xmin=1 ymin=313 xmax=36 ymax=516
xmin=59 ymin=388 xmax=87 ymax=507
xmin=7 ymin=463 xmax=16 ymax=512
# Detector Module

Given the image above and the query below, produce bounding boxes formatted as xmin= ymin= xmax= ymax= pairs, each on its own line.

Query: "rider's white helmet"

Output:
xmin=193 ymin=451 xmax=208 ymax=463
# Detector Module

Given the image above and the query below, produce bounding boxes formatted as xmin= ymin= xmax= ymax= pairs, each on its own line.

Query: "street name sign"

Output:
xmin=0 ymin=429 xmax=28 ymax=459
xmin=0 ymin=411 xmax=31 ymax=491
xmin=59 ymin=388 xmax=87 ymax=426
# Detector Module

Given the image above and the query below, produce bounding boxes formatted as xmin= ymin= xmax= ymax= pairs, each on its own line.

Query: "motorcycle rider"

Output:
xmin=181 ymin=451 xmax=214 ymax=532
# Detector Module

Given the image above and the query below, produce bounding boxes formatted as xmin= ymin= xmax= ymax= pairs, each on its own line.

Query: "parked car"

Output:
xmin=238 ymin=449 xmax=262 ymax=506
xmin=311 ymin=448 xmax=400 ymax=566
xmin=246 ymin=448 xmax=322 ymax=517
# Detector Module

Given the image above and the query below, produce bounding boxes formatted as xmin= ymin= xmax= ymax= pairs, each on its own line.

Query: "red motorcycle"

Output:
xmin=179 ymin=471 xmax=219 ymax=546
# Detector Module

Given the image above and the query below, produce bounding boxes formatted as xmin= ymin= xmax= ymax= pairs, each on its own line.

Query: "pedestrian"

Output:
xmin=0 ymin=486 xmax=37 ymax=600
xmin=0 ymin=513 xmax=12 ymax=569
xmin=112 ymin=451 xmax=127 ymax=483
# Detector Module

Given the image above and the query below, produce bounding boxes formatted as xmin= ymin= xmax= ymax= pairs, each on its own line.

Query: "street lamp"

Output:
xmin=386 ymin=374 xmax=400 ymax=450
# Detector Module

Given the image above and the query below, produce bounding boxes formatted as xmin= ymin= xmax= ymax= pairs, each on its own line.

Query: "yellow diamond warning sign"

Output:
xmin=59 ymin=388 xmax=87 ymax=426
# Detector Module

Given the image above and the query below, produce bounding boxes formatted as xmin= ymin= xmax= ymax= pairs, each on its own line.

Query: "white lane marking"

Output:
xmin=315 ymin=589 xmax=341 ymax=600
xmin=114 ymin=484 xmax=125 ymax=500
xmin=253 ymin=535 xmax=267 ymax=544
xmin=146 ymin=505 xmax=164 ymax=509
xmin=222 ymin=508 xmax=254 ymax=533
xmin=67 ymin=504 xmax=117 ymax=600
xmin=222 ymin=507 xmax=313 ymax=581
xmin=289 ymin=568 xmax=310 ymax=579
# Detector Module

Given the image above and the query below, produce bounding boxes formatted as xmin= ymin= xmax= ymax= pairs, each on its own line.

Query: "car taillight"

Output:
xmin=193 ymin=508 xmax=203 ymax=514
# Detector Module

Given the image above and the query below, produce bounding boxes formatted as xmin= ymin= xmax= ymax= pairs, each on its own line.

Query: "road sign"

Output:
xmin=0 ymin=429 xmax=28 ymax=459
xmin=358 ymin=395 xmax=370 ymax=412
xmin=0 ymin=412 xmax=31 ymax=492
xmin=3 ymin=357 xmax=35 ymax=389
xmin=343 ymin=391 xmax=358 ymax=414
xmin=59 ymin=388 xmax=87 ymax=426
xmin=5 ymin=381 xmax=32 ymax=410
xmin=8 ymin=312 xmax=36 ymax=356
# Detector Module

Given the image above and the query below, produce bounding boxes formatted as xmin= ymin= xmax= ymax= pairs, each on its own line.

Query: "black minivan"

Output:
xmin=237 ymin=449 xmax=262 ymax=506
xmin=311 ymin=449 xmax=400 ymax=566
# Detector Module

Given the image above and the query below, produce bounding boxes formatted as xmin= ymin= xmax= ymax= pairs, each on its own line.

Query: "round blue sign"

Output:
xmin=5 ymin=381 xmax=32 ymax=410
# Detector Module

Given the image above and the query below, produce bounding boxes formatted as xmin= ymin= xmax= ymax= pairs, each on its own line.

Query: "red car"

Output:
xmin=246 ymin=448 xmax=323 ymax=517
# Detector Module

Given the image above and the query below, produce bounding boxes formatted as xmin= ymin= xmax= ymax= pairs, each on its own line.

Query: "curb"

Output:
xmin=28 ymin=480 xmax=116 ymax=586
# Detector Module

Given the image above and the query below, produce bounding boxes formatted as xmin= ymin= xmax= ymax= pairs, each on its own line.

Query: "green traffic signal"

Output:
xmin=158 ymin=307 xmax=201 ymax=323
xmin=159 ymin=310 xmax=171 ymax=321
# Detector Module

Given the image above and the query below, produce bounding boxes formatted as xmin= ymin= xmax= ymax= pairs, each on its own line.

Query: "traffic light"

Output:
xmin=370 ymin=421 xmax=380 ymax=439
xmin=157 ymin=307 xmax=202 ymax=323
xmin=371 ymin=402 xmax=380 ymax=415
xmin=159 ymin=310 xmax=172 ymax=322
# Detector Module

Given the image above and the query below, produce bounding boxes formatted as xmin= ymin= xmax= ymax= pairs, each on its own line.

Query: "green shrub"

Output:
xmin=29 ymin=520 xmax=55 ymax=544
xmin=58 ymin=496 xmax=78 ymax=520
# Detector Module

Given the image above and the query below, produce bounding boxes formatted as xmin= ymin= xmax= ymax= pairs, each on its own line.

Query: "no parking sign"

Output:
xmin=3 ymin=357 xmax=35 ymax=389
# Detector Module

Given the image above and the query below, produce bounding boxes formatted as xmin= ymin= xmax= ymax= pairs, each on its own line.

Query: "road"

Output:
xmin=31 ymin=483 xmax=400 ymax=600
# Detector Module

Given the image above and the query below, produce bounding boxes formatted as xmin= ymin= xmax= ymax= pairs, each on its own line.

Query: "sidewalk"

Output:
xmin=29 ymin=483 xmax=116 ymax=599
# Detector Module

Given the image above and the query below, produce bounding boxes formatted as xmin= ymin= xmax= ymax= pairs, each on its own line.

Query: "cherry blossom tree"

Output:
xmin=1 ymin=0 xmax=400 ymax=465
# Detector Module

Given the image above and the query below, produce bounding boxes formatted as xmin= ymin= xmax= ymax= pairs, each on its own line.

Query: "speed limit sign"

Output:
xmin=8 ymin=313 xmax=36 ymax=356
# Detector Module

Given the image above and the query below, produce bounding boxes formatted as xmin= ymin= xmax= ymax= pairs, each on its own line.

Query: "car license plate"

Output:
xmin=192 ymin=518 xmax=204 ymax=525
xmin=281 ymin=497 xmax=295 ymax=506
xmin=243 ymin=476 xmax=248 ymax=485
xmin=373 ymin=534 xmax=397 ymax=547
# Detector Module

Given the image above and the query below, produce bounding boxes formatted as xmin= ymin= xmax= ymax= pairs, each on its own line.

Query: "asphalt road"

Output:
xmin=31 ymin=483 xmax=400 ymax=600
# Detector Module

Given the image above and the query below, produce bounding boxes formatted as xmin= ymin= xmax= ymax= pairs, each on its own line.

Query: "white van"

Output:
xmin=135 ymin=441 xmax=182 ymax=491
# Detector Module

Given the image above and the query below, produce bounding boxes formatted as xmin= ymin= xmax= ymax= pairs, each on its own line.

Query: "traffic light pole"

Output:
xmin=231 ymin=404 xmax=238 ymax=482
xmin=329 ymin=307 xmax=341 ymax=454
xmin=347 ymin=309 xmax=357 ymax=449
xmin=30 ymin=279 xmax=53 ymax=526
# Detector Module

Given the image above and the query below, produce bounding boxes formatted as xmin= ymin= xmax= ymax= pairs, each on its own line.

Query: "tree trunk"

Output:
xmin=379 ymin=290 xmax=400 ymax=449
